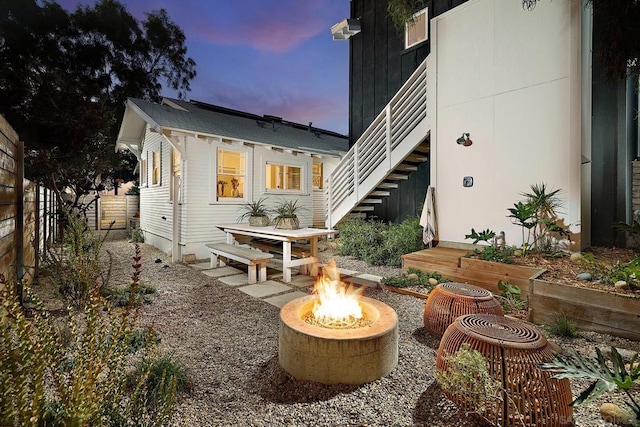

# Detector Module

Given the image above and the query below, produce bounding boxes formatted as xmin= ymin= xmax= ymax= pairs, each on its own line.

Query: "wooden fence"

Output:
xmin=0 ymin=115 xmax=58 ymax=285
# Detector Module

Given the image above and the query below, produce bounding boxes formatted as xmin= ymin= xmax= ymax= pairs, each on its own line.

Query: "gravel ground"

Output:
xmin=101 ymin=232 xmax=639 ymax=427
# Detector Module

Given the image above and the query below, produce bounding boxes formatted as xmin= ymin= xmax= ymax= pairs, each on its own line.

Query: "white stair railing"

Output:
xmin=327 ymin=57 xmax=430 ymax=229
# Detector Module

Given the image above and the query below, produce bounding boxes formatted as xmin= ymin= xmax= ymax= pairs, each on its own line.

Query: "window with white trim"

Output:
xmin=170 ymin=148 xmax=181 ymax=202
xmin=140 ymin=157 xmax=147 ymax=186
xmin=151 ymin=151 xmax=160 ymax=185
xmin=266 ymin=162 xmax=302 ymax=192
xmin=216 ymin=149 xmax=246 ymax=200
xmin=405 ymin=7 xmax=428 ymax=49
xmin=312 ymin=163 xmax=323 ymax=190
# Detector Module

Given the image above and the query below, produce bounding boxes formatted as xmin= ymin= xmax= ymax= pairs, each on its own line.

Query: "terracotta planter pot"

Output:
xmin=248 ymin=216 xmax=270 ymax=227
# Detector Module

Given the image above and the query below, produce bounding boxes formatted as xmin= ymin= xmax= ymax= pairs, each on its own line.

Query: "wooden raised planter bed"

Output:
xmin=530 ymin=279 xmax=640 ymax=341
xmin=401 ymin=247 xmax=640 ymax=341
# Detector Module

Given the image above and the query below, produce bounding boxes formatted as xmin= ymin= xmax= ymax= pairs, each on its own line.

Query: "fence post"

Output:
xmin=15 ymin=139 xmax=24 ymax=302
xmin=35 ymin=184 xmax=40 ymax=276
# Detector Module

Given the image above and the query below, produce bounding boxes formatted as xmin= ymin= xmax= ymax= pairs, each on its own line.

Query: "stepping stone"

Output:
xmin=239 ymin=281 xmax=292 ymax=298
xmin=218 ymin=274 xmax=250 ymax=287
xmin=190 ymin=262 xmax=213 ymax=270
xmin=289 ymin=275 xmax=315 ymax=288
xmin=337 ymin=267 xmax=360 ymax=277
xmin=201 ymin=266 xmax=243 ymax=278
xmin=263 ymin=291 xmax=309 ymax=308
xmin=348 ymin=273 xmax=382 ymax=288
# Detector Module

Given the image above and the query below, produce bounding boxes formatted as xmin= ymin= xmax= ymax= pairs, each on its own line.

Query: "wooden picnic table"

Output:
xmin=215 ymin=223 xmax=335 ymax=283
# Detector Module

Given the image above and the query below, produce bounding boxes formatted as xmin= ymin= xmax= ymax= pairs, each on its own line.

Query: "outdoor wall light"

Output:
xmin=331 ymin=18 xmax=361 ymax=40
xmin=456 ymin=133 xmax=472 ymax=146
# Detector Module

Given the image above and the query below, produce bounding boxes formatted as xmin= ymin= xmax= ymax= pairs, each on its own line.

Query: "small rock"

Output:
xmin=407 ymin=273 xmax=419 ymax=281
xmin=569 ymin=252 xmax=584 ymax=262
xmin=428 ymin=278 xmax=438 ymax=286
xmin=154 ymin=258 xmax=162 ymax=263
xmin=600 ymin=402 xmax=635 ymax=426
xmin=576 ymin=272 xmax=592 ymax=281
xmin=615 ymin=280 xmax=629 ymax=290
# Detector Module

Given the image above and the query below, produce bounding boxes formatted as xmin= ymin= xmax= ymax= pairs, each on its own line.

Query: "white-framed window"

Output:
xmin=151 ymin=151 xmax=160 ymax=185
xmin=170 ymin=148 xmax=181 ymax=202
xmin=265 ymin=162 xmax=302 ymax=192
xmin=312 ymin=163 xmax=323 ymax=190
xmin=216 ymin=148 xmax=246 ymax=200
xmin=140 ymin=157 xmax=147 ymax=187
xmin=405 ymin=7 xmax=428 ymax=49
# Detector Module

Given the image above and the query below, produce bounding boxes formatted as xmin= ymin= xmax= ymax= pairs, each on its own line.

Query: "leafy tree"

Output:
xmin=0 ymin=0 xmax=196 ymax=211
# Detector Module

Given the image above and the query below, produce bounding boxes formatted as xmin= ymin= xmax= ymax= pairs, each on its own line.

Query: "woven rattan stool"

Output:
xmin=437 ymin=314 xmax=573 ymax=427
xmin=423 ymin=282 xmax=504 ymax=338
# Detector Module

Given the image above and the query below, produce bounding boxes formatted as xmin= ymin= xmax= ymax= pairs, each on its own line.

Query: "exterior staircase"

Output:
xmin=326 ymin=56 xmax=432 ymax=229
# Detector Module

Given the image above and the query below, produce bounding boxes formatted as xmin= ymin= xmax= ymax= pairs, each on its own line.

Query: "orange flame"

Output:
xmin=312 ymin=260 xmax=365 ymax=326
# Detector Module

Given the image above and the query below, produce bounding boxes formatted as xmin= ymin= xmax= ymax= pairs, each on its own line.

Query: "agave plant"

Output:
xmin=540 ymin=346 xmax=640 ymax=424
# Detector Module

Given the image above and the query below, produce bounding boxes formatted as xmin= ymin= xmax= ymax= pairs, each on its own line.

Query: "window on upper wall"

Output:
xmin=216 ymin=149 xmax=246 ymax=200
xmin=405 ymin=7 xmax=428 ymax=49
xmin=170 ymin=148 xmax=181 ymax=202
xmin=312 ymin=163 xmax=323 ymax=190
xmin=266 ymin=163 xmax=302 ymax=192
xmin=140 ymin=157 xmax=147 ymax=186
xmin=152 ymin=151 xmax=160 ymax=185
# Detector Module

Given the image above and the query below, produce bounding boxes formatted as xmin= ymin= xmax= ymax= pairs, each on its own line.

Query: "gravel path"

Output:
xmin=102 ymin=232 xmax=639 ymax=427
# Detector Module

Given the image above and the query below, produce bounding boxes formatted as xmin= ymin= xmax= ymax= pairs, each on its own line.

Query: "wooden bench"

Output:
xmin=205 ymin=243 xmax=274 ymax=284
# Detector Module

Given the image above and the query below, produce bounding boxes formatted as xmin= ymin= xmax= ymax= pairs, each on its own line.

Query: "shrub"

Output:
xmin=337 ymin=217 xmax=424 ymax=267
xmin=471 ymin=245 xmax=515 ymax=264
xmin=0 ymin=244 xmax=179 ymax=425
xmin=102 ymin=282 xmax=156 ymax=307
xmin=545 ymin=313 xmax=579 ymax=338
xmin=130 ymin=353 xmax=193 ymax=410
xmin=336 ymin=217 xmax=385 ymax=259
xmin=540 ymin=346 xmax=640 ymax=423
xmin=496 ymin=281 xmax=527 ymax=313
xmin=43 ymin=211 xmax=112 ymax=307
xmin=366 ymin=217 xmax=423 ymax=266
xmin=436 ymin=343 xmax=502 ymax=413
xmin=381 ymin=268 xmax=449 ymax=289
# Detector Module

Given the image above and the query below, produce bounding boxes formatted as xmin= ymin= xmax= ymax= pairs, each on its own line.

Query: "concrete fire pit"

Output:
xmin=278 ymin=295 xmax=398 ymax=385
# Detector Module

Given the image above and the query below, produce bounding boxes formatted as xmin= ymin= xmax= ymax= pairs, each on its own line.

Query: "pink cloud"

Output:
xmin=184 ymin=0 xmax=335 ymax=53
xmin=195 ymin=83 xmax=347 ymax=133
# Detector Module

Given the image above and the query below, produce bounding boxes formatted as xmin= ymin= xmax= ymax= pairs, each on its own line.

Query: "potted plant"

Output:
xmin=237 ymin=198 xmax=270 ymax=226
xmin=272 ymin=199 xmax=304 ymax=230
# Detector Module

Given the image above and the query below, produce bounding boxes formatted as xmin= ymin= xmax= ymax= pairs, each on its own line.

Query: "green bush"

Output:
xmin=545 ymin=313 xmax=580 ymax=338
xmin=337 ymin=217 xmax=424 ymax=267
xmin=336 ymin=217 xmax=385 ymax=259
xmin=43 ymin=212 xmax=112 ymax=307
xmin=130 ymin=353 xmax=193 ymax=410
xmin=381 ymin=268 xmax=449 ymax=289
xmin=102 ymin=282 xmax=157 ymax=307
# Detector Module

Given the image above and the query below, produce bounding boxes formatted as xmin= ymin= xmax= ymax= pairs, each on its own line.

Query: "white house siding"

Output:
xmin=175 ymin=137 xmax=324 ymax=260
xmin=139 ymin=128 xmax=176 ymax=255
xmin=430 ymin=0 xmax=582 ymax=249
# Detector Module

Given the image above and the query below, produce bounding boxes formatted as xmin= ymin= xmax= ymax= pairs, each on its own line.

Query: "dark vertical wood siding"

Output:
xmin=349 ymin=0 xmax=466 ymax=145
xmin=348 ymin=0 xmax=465 ymax=223
xmin=590 ymin=10 xmax=639 ymax=247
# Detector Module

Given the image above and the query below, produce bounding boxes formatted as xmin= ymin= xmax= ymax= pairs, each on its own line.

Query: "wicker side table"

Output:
xmin=423 ymin=282 xmax=504 ymax=338
xmin=437 ymin=314 xmax=573 ymax=427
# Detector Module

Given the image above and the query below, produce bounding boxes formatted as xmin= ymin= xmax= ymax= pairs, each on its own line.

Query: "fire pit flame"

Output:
xmin=311 ymin=260 xmax=365 ymax=328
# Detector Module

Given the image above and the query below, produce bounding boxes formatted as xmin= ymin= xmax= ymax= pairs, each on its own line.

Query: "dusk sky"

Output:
xmin=57 ymin=0 xmax=350 ymax=134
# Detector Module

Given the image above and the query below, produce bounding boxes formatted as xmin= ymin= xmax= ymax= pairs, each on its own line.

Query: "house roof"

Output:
xmin=116 ymin=97 xmax=349 ymax=157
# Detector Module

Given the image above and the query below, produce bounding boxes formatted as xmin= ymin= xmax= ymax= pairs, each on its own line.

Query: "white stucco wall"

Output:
xmin=430 ymin=0 xmax=582 ymax=249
